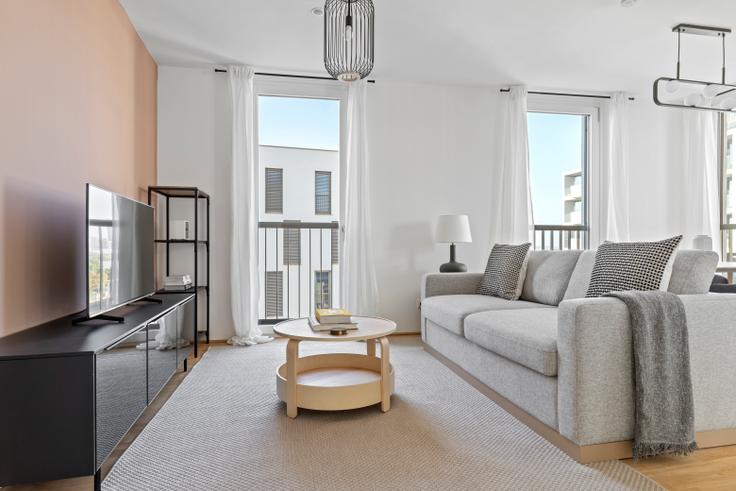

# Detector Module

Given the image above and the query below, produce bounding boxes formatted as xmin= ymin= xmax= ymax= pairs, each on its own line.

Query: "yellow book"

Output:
xmin=315 ymin=308 xmax=352 ymax=324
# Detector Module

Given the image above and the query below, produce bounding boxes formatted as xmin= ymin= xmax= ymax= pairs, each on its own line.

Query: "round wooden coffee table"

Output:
xmin=273 ymin=316 xmax=396 ymax=418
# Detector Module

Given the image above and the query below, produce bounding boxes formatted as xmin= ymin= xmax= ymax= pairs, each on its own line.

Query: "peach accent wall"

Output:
xmin=0 ymin=0 xmax=157 ymax=337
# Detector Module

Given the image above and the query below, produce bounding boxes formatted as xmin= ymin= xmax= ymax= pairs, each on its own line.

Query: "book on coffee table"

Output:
xmin=308 ymin=316 xmax=358 ymax=332
xmin=315 ymin=308 xmax=353 ymax=324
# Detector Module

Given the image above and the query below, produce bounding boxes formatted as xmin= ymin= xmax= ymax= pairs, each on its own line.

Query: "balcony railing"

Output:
xmin=258 ymin=221 xmax=340 ymax=324
xmin=533 ymin=225 xmax=587 ymax=251
xmin=722 ymin=224 xmax=736 ymax=262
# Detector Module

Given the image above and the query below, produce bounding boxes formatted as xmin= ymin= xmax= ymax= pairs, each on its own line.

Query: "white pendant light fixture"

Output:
xmin=653 ymin=24 xmax=736 ymax=113
xmin=323 ymin=0 xmax=375 ymax=82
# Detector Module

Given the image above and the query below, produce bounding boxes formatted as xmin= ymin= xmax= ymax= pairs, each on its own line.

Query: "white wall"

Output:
xmin=157 ymin=66 xmax=232 ymax=340
xmin=157 ymin=66 xmax=688 ymax=337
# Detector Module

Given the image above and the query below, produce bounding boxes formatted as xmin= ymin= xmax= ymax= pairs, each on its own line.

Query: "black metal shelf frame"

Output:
xmin=147 ymin=186 xmax=211 ymax=357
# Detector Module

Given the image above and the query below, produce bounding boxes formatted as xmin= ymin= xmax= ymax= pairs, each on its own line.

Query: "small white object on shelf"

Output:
xmin=170 ymin=220 xmax=191 ymax=240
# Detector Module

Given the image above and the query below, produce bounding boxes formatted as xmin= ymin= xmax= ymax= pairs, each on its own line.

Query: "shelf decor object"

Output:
xmin=148 ymin=186 xmax=211 ymax=355
xmin=324 ymin=0 xmax=374 ymax=81
xmin=436 ymin=214 xmax=473 ymax=273
xmin=653 ymin=23 xmax=736 ymax=113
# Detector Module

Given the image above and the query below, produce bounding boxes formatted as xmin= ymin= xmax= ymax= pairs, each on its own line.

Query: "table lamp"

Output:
xmin=436 ymin=214 xmax=472 ymax=272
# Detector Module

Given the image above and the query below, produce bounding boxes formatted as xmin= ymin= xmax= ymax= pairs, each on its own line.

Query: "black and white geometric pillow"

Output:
xmin=478 ymin=243 xmax=532 ymax=300
xmin=585 ymin=235 xmax=683 ymax=298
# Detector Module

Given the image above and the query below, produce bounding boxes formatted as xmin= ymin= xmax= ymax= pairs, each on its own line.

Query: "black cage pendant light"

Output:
xmin=324 ymin=0 xmax=374 ymax=82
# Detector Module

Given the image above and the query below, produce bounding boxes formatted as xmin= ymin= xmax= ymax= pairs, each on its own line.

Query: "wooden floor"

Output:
xmin=4 ymin=335 xmax=736 ymax=491
xmin=626 ymin=446 xmax=736 ymax=490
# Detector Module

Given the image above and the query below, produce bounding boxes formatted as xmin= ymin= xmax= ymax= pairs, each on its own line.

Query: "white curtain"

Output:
xmin=682 ymin=109 xmax=721 ymax=256
xmin=601 ymin=92 xmax=631 ymax=242
xmin=340 ymin=80 xmax=379 ymax=315
xmin=492 ymin=86 xmax=534 ymax=244
xmin=227 ymin=65 xmax=272 ymax=346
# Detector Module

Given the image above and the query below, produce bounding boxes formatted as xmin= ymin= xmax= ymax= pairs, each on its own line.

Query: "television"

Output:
xmin=86 ymin=184 xmax=155 ymax=318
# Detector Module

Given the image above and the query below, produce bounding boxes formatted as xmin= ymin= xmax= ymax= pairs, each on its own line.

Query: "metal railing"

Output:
xmin=533 ymin=225 xmax=587 ymax=251
xmin=258 ymin=221 xmax=339 ymax=324
xmin=722 ymin=224 xmax=736 ymax=262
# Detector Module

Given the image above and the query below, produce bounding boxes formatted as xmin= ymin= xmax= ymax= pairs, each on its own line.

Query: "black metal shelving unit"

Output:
xmin=148 ymin=186 xmax=210 ymax=356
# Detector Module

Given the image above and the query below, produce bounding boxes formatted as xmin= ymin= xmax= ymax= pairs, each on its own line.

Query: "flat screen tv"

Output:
xmin=86 ymin=184 xmax=155 ymax=318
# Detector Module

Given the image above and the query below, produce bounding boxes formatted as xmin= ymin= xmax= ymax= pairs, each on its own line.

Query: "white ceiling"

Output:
xmin=120 ymin=0 xmax=736 ymax=92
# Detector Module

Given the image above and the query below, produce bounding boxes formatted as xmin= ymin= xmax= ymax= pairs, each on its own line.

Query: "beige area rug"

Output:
xmin=103 ymin=337 xmax=663 ymax=490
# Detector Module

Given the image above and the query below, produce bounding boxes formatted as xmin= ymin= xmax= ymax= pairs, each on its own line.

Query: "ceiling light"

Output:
xmin=620 ymin=0 xmax=638 ymax=7
xmin=311 ymin=7 xmax=323 ymax=16
xmin=323 ymin=0 xmax=375 ymax=82
xmin=653 ymin=23 xmax=736 ymax=113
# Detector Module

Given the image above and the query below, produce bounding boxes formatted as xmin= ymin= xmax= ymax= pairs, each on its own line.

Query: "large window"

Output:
xmin=721 ymin=113 xmax=736 ymax=260
xmin=527 ymin=104 xmax=594 ymax=250
xmin=256 ymin=87 xmax=344 ymax=324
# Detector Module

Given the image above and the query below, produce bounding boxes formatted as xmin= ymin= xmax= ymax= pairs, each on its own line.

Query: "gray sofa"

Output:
xmin=420 ymin=249 xmax=736 ymax=462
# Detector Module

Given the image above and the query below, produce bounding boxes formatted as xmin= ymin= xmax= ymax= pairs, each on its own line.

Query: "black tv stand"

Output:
xmin=0 ymin=293 xmax=196 ymax=488
xmin=72 ymin=313 xmax=125 ymax=325
xmin=136 ymin=297 xmax=163 ymax=304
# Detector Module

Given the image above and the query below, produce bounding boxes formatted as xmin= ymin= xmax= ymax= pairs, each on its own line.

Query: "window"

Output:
xmin=283 ymin=221 xmax=301 ymax=265
xmin=315 ymin=171 xmax=331 ymax=214
xmin=264 ymin=167 xmax=283 ymax=214
xmin=527 ymin=108 xmax=592 ymax=250
xmin=721 ymin=113 xmax=736 ymax=260
xmin=314 ymin=271 xmax=331 ymax=309
xmin=265 ymin=271 xmax=283 ymax=318
xmin=256 ymin=88 xmax=344 ymax=323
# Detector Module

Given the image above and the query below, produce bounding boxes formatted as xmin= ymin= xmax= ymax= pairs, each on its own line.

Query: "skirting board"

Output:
xmin=423 ymin=343 xmax=736 ymax=463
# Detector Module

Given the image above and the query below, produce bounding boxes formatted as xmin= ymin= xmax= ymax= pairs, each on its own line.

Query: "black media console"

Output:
xmin=0 ymin=293 xmax=195 ymax=490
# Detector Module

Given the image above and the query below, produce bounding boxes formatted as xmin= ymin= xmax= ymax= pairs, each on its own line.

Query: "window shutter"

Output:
xmin=283 ymin=221 xmax=301 ymax=265
xmin=265 ymin=271 xmax=283 ymax=317
xmin=265 ymin=168 xmax=283 ymax=214
xmin=315 ymin=171 xmax=331 ymax=214
xmin=331 ymin=224 xmax=339 ymax=265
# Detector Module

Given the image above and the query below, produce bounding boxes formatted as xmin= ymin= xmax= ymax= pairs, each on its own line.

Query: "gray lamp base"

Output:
xmin=439 ymin=243 xmax=467 ymax=272
xmin=440 ymin=261 xmax=467 ymax=273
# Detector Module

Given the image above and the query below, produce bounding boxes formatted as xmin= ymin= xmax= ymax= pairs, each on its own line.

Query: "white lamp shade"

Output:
xmin=435 ymin=214 xmax=472 ymax=244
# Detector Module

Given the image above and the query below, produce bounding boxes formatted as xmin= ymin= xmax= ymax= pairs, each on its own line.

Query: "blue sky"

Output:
xmin=258 ymin=96 xmax=340 ymax=150
xmin=258 ymin=96 xmax=583 ymax=225
xmin=527 ymin=112 xmax=584 ymax=224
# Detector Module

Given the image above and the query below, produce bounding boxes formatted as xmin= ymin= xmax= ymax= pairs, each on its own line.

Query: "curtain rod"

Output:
xmin=499 ymin=88 xmax=635 ymax=101
xmin=214 ymin=69 xmax=375 ymax=83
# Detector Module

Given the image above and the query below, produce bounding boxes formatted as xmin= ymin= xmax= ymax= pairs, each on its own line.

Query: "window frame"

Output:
xmin=526 ymin=95 xmax=602 ymax=248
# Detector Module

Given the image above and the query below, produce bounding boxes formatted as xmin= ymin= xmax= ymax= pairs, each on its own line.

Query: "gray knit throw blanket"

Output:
xmin=605 ymin=290 xmax=697 ymax=460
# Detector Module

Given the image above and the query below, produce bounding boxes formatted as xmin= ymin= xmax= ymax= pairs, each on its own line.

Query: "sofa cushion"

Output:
xmin=585 ymin=236 xmax=682 ymax=297
xmin=521 ymin=250 xmax=583 ymax=306
xmin=464 ymin=309 xmax=559 ymax=376
xmin=421 ymin=294 xmax=550 ymax=337
xmin=478 ymin=243 xmax=531 ymax=300
xmin=668 ymin=250 xmax=719 ymax=294
xmin=563 ymin=250 xmax=597 ymax=300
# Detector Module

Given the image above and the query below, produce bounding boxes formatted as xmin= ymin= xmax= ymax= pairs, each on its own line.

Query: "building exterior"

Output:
xmin=257 ymin=145 xmax=340 ymax=321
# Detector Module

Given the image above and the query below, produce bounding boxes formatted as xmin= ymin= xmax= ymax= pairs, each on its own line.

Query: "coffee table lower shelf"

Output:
xmin=276 ymin=353 xmax=395 ymax=412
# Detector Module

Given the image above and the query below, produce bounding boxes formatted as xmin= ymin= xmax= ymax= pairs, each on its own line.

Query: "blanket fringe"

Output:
xmin=633 ymin=441 xmax=698 ymax=461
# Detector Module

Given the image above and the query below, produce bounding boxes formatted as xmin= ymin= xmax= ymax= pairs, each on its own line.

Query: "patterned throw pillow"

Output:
xmin=478 ymin=243 xmax=532 ymax=300
xmin=585 ymin=236 xmax=683 ymax=298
